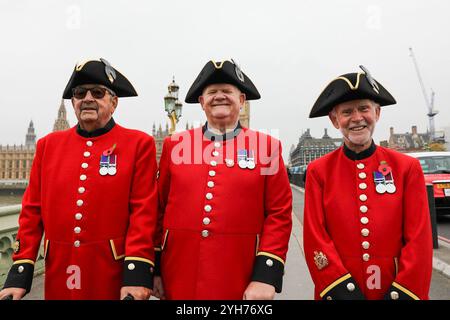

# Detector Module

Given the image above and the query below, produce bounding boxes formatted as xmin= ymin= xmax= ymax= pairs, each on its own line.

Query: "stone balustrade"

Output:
xmin=0 ymin=205 xmax=45 ymax=287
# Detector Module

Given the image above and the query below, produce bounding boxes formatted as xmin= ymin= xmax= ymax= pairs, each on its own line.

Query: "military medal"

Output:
xmin=99 ymin=155 xmax=109 ymax=176
xmin=108 ymin=154 xmax=117 ymax=176
xmin=225 ymin=159 xmax=235 ymax=167
xmin=99 ymin=144 xmax=118 ymax=176
xmin=238 ymin=150 xmax=247 ymax=169
xmin=373 ymin=171 xmax=386 ymax=194
xmin=373 ymin=161 xmax=396 ymax=194
xmin=247 ymin=150 xmax=255 ymax=170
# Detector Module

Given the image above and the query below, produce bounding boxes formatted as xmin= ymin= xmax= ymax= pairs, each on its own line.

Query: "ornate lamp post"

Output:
xmin=164 ymin=77 xmax=183 ymax=135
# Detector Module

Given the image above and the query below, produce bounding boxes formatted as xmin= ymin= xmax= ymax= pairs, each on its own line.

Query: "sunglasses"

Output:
xmin=72 ymin=86 xmax=115 ymax=99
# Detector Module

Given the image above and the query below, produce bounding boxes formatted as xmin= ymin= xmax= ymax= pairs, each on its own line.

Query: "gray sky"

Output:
xmin=1 ymin=0 xmax=449 ymax=161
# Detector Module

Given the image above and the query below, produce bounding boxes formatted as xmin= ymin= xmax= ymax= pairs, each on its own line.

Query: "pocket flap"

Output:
xmin=110 ymin=237 xmax=125 ymax=260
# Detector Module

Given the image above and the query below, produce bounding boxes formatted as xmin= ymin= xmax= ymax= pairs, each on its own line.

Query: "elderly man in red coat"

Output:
xmin=303 ymin=66 xmax=433 ymax=300
xmin=0 ymin=59 xmax=158 ymax=300
xmin=152 ymin=60 xmax=292 ymax=300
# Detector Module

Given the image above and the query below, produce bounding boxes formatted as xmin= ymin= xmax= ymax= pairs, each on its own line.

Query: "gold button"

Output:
xmin=86 ymin=141 xmax=93 ymax=147
xmin=212 ymin=151 xmax=219 ymax=157
xmin=363 ymin=253 xmax=370 ymax=261
xmin=210 ymin=160 xmax=217 ymax=167
xmin=359 ymin=194 xmax=367 ymax=201
xmin=206 ymin=193 xmax=213 ymax=200
xmin=76 ymin=200 xmax=84 ymax=207
xmin=83 ymin=151 xmax=91 ymax=157
xmin=357 ymin=163 xmax=365 ymax=169
xmin=361 ymin=217 xmax=369 ymax=224
xmin=360 ymin=205 xmax=368 ymax=213
xmin=80 ymin=174 xmax=87 ymax=181
xmin=78 ymin=187 xmax=86 ymax=194
xmin=359 ymin=172 xmax=367 ymax=179
xmin=74 ymin=240 xmax=80 ymax=247
xmin=209 ymin=170 xmax=216 ymax=177
xmin=74 ymin=227 xmax=81 ymax=234
xmin=203 ymin=217 xmax=211 ymax=225
xmin=359 ymin=183 xmax=367 ymax=190
xmin=204 ymin=205 xmax=212 ymax=212
xmin=201 ymin=230 xmax=209 ymax=238
xmin=81 ymin=163 xmax=88 ymax=169
xmin=207 ymin=181 xmax=214 ymax=188
xmin=128 ymin=263 xmax=135 ymax=271
xmin=75 ymin=213 xmax=83 ymax=220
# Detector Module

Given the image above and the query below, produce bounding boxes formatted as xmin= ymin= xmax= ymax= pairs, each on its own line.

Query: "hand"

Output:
xmin=152 ymin=276 xmax=166 ymax=300
xmin=0 ymin=288 xmax=26 ymax=300
xmin=120 ymin=286 xmax=152 ymax=300
xmin=243 ymin=281 xmax=275 ymax=300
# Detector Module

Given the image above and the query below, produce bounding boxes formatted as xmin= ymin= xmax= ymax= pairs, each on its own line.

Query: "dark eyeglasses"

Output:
xmin=72 ymin=86 xmax=115 ymax=99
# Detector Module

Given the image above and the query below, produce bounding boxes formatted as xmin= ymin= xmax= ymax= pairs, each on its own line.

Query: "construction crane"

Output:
xmin=409 ymin=47 xmax=438 ymax=142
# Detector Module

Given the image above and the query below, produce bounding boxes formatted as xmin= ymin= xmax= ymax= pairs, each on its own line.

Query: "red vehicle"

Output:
xmin=407 ymin=152 xmax=450 ymax=215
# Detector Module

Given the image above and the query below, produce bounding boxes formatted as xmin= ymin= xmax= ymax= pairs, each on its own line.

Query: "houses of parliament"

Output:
xmin=0 ymin=98 xmax=251 ymax=186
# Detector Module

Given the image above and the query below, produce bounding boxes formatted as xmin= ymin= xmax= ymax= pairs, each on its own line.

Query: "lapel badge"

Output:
xmin=313 ymin=251 xmax=328 ymax=270
xmin=238 ymin=149 xmax=248 ymax=169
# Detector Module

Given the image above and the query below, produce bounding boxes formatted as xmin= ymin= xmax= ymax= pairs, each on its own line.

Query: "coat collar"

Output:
xmin=76 ymin=118 xmax=116 ymax=138
xmin=343 ymin=140 xmax=376 ymax=160
xmin=202 ymin=121 xmax=242 ymax=141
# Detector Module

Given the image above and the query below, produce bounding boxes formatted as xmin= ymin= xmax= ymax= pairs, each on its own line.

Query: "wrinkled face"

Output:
xmin=71 ymin=84 xmax=118 ymax=130
xmin=199 ymin=83 xmax=245 ymax=128
xmin=329 ymin=99 xmax=380 ymax=151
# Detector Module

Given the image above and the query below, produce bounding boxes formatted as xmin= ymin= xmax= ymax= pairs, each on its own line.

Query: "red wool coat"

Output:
xmin=5 ymin=123 xmax=158 ymax=299
xmin=303 ymin=144 xmax=432 ymax=300
xmin=155 ymin=125 xmax=292 ymax=299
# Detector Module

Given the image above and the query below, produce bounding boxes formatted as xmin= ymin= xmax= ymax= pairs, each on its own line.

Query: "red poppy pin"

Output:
xmin=378 ymin=161 xmax=392 ymax=176
xmin=103 ymin=143 xmax=117 ymax=156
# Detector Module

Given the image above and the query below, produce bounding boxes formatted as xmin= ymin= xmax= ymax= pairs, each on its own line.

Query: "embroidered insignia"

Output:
xmin=314 ymin=251 xmax=328 ymax=270
xmin=13 ymin=240 xmax=20 ymax=254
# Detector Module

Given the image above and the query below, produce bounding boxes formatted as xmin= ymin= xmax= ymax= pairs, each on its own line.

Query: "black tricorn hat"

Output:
xmin=185 ymin=59 xmax=261 ymax=103
xmin=309 ymin=65 xmax=396 ymax=118
xmin=62 ymin=58 xmax=138 ymax=99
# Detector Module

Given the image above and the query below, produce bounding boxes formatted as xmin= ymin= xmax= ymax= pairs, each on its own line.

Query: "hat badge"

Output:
xmin=359 ymin=65 xmax=379 ymax=94
xmin=100 ymin=58 xmax=117 ymax=83
xmin=231 ymin=58 xmax=245 ymax=82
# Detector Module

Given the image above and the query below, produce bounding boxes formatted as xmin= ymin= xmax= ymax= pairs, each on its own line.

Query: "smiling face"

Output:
xmin=71 ymin=84 xmax=118 ymax=132
xmin=329 ymin=99 xmax=380 ymax=153
xmin=199 ymin=83 xmax=246 ymax=130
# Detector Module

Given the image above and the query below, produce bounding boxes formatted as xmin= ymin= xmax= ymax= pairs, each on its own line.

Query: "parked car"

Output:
xmin=407 ymin=151 xmax=450 ymax=215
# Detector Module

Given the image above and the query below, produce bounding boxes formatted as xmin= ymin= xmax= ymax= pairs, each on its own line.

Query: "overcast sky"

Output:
xmin=0 ymin=0 xmax=449 ymax=160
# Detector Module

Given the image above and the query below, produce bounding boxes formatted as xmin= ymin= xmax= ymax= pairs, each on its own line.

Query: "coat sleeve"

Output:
xmin=3 ymin=138 xmax=46 ymax=294
xmin=122 ymin=135 xmax=158 ymax=289
xmin=153 ymin=137 xmax=172 ymax=275
xmin=251 ymin=139 xmax=293 ymax=293
xmin=303 ymin=164 xmax=365 ymax=300
xmin=383 ymin=159 xmax=432 ymax=300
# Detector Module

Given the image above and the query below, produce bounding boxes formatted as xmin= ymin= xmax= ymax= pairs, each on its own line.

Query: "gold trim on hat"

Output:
xmin=75 ymin=59 xmax=101 ymax=71
xmin=210 ymin=60 xmax=233 ymax=69
xmin=335 ymin=72 xmax=363 ymax=90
